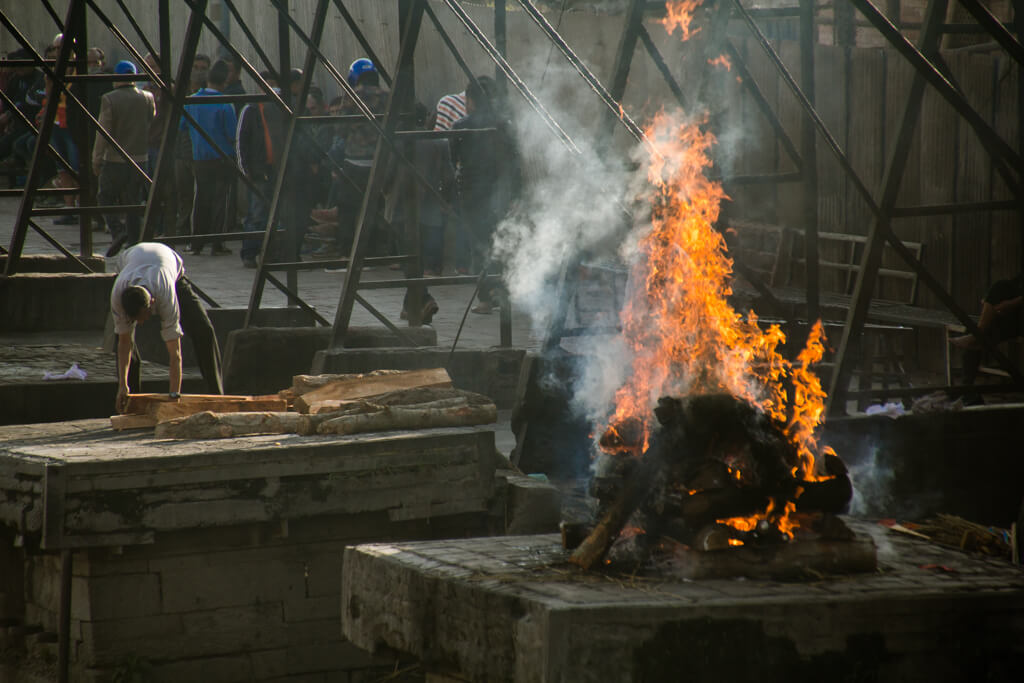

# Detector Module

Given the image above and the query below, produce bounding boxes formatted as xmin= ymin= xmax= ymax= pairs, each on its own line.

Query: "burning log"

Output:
xmin=568 ymin=393 xmax=853 ymax=570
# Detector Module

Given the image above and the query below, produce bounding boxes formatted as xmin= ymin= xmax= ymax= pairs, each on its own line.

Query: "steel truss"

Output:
xmin=3 ymin=0 xmax=1023 ymax=414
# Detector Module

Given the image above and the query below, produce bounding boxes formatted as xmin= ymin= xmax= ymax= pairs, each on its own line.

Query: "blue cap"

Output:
xmin=347 ymin=58 xmax=375 ymax=87
xmin=114 ymin=60 xmax=137 ymax=75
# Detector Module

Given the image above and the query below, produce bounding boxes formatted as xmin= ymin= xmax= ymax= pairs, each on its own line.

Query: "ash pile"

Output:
xmin=563 ymin=393 xmax=875 ymax=580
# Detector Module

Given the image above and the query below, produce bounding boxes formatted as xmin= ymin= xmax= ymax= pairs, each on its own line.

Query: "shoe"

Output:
xmin=422 ymin=299 xmax=439 ymax=324
xmin=242 ymin=257 xmax=257 ymax=269
xmin=471 ymin=301 xmax=494 ymax=315
xmin=324 ymin=266 xmax=346 ymax=273
xmin=54 ymin=214 xmax=78 ymax=225
xmin=389 ymin=263 xmax=402 ymax=271
xmin=211 ymin=245 xmax=232 ymax=255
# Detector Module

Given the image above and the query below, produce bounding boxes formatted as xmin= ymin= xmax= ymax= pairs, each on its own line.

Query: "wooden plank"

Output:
xmin=152 ymin=398 xmax=288 ymax=422
xmin=124 ymin=393 xmax=255 ymax=414
xmin=293 ymin=368 xmax=452 ymax=413
xmin=110 ymin=414 xmax=158 ymax=430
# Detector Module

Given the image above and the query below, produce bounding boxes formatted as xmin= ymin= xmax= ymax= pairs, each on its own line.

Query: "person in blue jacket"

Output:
xmin=180 ymin=59 xmax=237 ymax=255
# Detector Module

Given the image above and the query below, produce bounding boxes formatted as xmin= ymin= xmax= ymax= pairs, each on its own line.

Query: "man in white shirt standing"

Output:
xmin=110 ymin=242 xmax=224 ymax=412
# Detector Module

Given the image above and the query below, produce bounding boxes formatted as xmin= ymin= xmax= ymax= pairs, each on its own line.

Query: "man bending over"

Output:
xmin=111 ymin=242 xmax=224 ymax=412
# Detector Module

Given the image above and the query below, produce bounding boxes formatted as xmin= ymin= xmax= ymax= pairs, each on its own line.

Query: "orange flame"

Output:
xmin=605 ymin=109 xmax=834 ymax=537
xmin=707 ymin=55 xmax=732 ymax=71
xmin=661 ymin=0 xmax=704 ymax=41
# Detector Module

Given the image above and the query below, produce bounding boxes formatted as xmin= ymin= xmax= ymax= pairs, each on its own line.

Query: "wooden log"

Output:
xmin=293 ymin=368 xmax=453 ymax=414
xmin=124 ymin=393 xmax=254 ymax=414
xmin=662 ymin=534 xmax=878 ymax=580
xmin=570 ymin=450 xmax=663 ymax=570
xmin=290 ymin=369 xmax=405 ymax=395
xmin=154 ymin=411 xmax=302 ymax=439
xmin=316 ymin=402 xmax=496 ymax=436
xmin=152 ymin=398 xmax=288 ymax=422
xmin=305 ymin=387 xmax=480 ymax=414
xmin=109 ymin=414 xmax=157 ymax=430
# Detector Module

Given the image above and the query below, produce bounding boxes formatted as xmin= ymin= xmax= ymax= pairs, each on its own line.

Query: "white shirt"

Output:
xmin=110 ymin=242 xmax=185 ymax=341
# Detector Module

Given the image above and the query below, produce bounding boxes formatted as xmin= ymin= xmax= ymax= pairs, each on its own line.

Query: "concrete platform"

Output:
xmin=342 ymin=521 xmax=1024 ymax=682
xmin=0 ymin=334 xmax=205 ymax=425
xmin=0 ymin=420 xmax=511 ymax=681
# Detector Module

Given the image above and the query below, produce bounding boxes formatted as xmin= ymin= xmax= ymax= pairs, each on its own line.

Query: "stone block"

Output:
xmin=311 ymin=347 xmax=525 ymax=408
xmin=223 ymin=325 xmax=438 ymax=395
xmin=502 ymin=473 xmax=561 ymax=535
xmin=80 ymin=614 xmax=184 ymax=665
xmin=72 ymin=573 xmax=161 ymax=621
xmin=0 ymin=254 xmax=106 ymax=273
xmin=159 ymin=558 xmax=305 ymax=613
xmin=283 ymin=596 xmax=340 ymax=623
xmin=149 ymin=652 xmax=254 ymax=683
xmin=0 ymin=273 xmax=115 ymax=331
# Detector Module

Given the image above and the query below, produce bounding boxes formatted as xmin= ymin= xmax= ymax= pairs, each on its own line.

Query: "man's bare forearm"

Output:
xmin=166 ymin=338 xmax=183 ymax=394
xmin=117 ymin=333 xmax=132 ymax=389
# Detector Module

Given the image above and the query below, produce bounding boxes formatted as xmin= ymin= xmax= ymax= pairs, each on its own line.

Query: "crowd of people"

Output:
xmin=1 ymin=39 xmax=522 ymax=318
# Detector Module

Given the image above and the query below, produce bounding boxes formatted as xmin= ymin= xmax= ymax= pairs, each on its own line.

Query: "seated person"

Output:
xmin=950 ymin=273 xmax=1024 ymax=393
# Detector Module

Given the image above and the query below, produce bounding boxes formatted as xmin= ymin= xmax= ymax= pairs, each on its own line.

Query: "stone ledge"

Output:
xmin=0 ymin=273 xmax=115 ymax=332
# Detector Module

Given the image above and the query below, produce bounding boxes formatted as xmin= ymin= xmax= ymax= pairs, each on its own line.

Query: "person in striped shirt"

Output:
xmin=433 ymin=91 xmax=466 ymax=132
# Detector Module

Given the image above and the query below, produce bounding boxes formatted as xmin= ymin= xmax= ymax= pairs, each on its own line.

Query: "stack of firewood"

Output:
xmin=111 ymin=369 xmax=497 ymax=439
xmin=565 ymin=393 xmax=854 ymax=571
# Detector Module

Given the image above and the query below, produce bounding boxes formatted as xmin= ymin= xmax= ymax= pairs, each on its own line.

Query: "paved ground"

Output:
xmin=0 ymin=196 xmax=544 ymax=352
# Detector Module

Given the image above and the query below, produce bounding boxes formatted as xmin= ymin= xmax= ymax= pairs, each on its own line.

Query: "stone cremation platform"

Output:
xmin=0 ymin=419 xmax=522 ymax=682
xmin=343 ymin=521 xmax=1024 ymax=682
xmin=0 ymin=338 xmax=205 ymax=425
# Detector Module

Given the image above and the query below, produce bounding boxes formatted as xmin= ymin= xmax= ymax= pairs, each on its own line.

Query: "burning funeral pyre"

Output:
xmin=563 ymin=102 xmax=857 ymax=571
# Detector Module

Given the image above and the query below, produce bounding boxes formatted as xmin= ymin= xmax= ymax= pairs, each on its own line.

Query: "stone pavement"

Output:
xmin=0 ymin=196 xmax=544 ymax=352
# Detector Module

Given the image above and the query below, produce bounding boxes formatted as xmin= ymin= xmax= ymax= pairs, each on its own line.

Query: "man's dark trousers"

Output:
xmin=97 ymin=162 xmax=145 ymax=245
xmin=191 ymin=158 xmax=231 ymax=253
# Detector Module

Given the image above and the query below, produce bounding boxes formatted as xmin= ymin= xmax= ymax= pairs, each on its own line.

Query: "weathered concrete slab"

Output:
xmin=0 ymin=273 xmax=115 ymax=332
xmin=0 ymin=341 xmax=204 ymax=425
xmin=313 ymin=347 xmax=526 ymax=409
xmin=0 ymin=419 xmax=497 ymax=547
xmin=0 ymin=420 xmax=501 ymax=681
xmin=0 ymin=254 xmax=106 ymax=273
xmin=343 ymin=522 xmax=1024 ymax=682
xmin=222 ymin=324 xmax=440 ymax=395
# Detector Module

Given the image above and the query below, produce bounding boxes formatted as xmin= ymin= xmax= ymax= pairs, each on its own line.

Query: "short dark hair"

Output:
xmin=122 ymin=285 xmax=152 ymax=319
xmin=308 ymin=86 xmax=324 ymax=104
xmin=465 ymin=75 xmax=495 ymax=107
xmin=195 ymin=53 xmax=211 ymax=67
xmin=208 ymin=59 xmax=230 ymax=87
